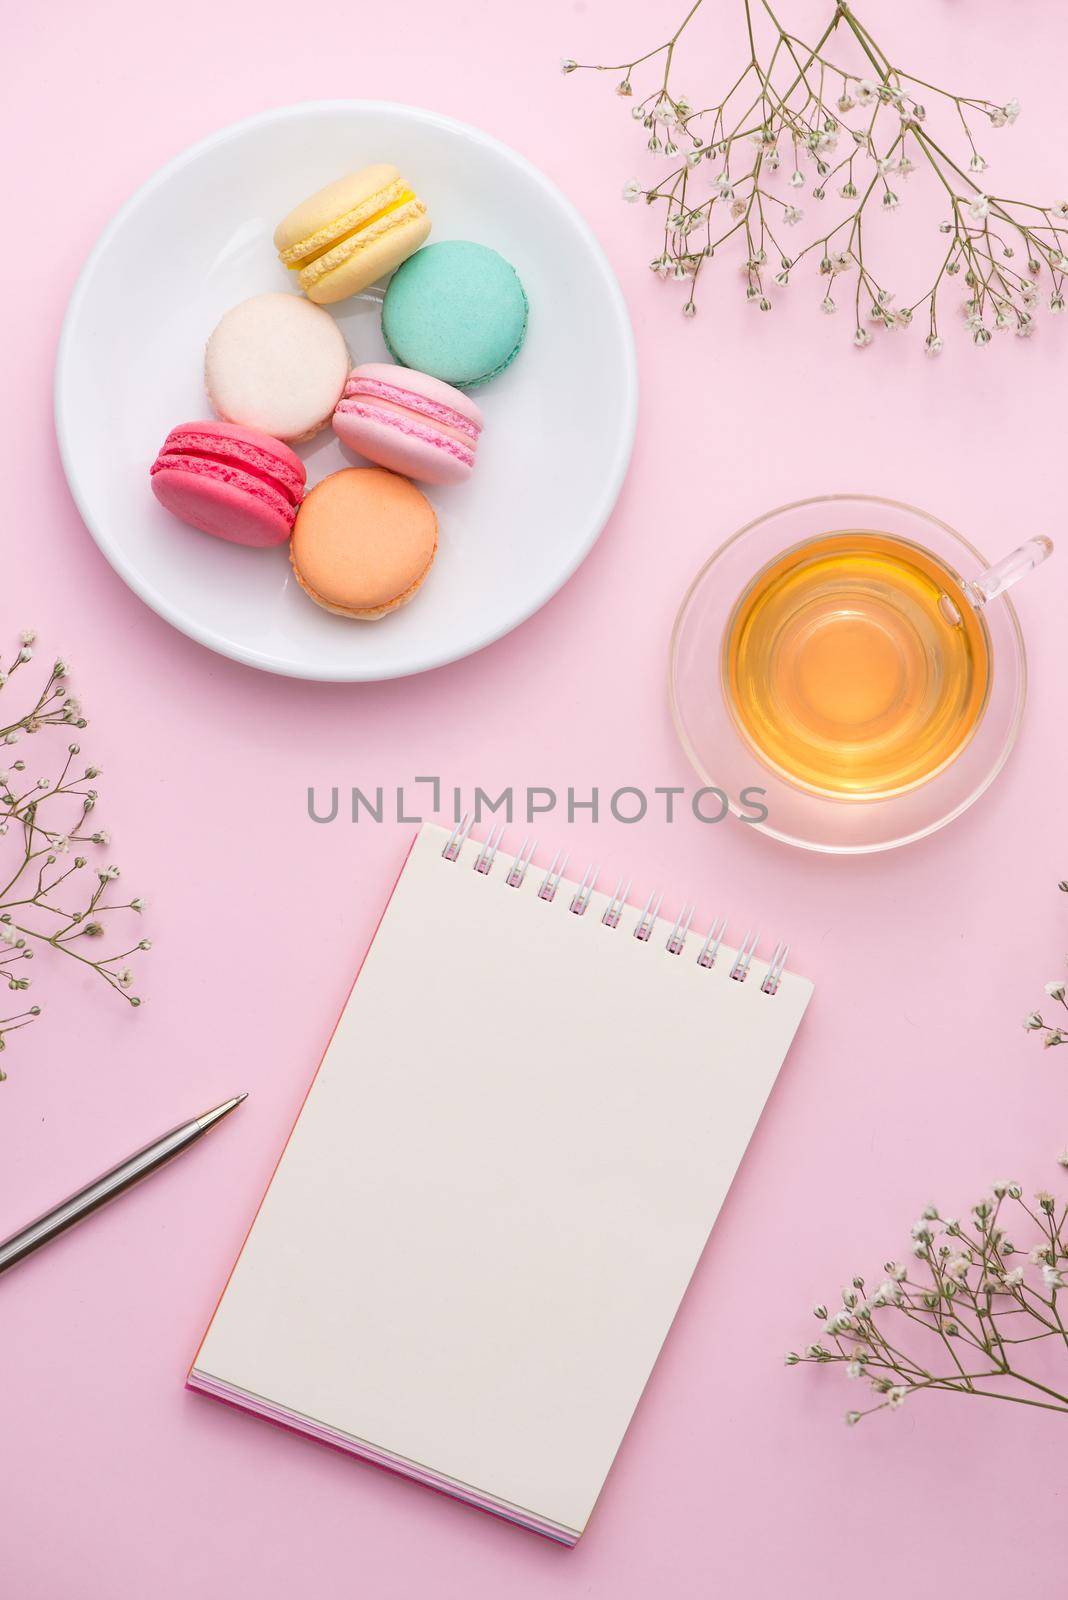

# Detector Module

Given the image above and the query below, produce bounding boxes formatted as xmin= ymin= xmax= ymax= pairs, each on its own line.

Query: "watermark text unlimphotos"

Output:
xmin=307 ymin=778 xmax=768 ymax=827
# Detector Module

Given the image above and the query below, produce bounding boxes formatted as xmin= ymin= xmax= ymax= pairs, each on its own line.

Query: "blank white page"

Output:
xmin=192 ymin=824 xmax=812 ymax=1543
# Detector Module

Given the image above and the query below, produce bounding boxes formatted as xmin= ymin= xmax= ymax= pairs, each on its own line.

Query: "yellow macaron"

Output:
xmin=274 ymin=164 xmax=431 ymax=305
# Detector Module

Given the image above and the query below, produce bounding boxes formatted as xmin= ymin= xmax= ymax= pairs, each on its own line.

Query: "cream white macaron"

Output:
xmin=204 ymin=293 xmax=349 ymax=442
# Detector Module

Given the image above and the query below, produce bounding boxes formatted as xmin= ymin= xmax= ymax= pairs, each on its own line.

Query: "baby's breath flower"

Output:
xmin=0 ymin=635 xmax=150 ymax=1073
xmin=573 ymin=5 xmax=1066 ymax=346
xmin=1046 ymin=981 xmax=1066 ymax=1001
xmin=622 ymin=178 xmax=643 ymax=203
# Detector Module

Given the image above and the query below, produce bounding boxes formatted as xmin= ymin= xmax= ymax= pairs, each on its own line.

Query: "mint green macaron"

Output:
xmin=381 ymin=241 xmax=528 ymax=389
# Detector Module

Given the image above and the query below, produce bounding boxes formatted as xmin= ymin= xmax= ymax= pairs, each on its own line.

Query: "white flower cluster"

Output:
xmin=786 ymin=1181 xmax=1068 ymax=1424
xmin=571 ymin=1 xmax=1065 ymax=347
xmin=0 ymin=633 xmax=150 ymax=1076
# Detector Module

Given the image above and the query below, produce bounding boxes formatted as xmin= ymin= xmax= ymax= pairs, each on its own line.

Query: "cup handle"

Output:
xmin=965 ymin=535 xmax=1054 ymax=608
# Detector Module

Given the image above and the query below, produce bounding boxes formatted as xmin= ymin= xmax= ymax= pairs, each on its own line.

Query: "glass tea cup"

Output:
xmin=669 ymin=494 xmax=1051 ymax=854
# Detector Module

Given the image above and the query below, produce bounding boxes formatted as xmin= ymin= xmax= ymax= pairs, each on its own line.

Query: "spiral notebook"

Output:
xmin=189 ymin=822 xmax=813 ymax=1544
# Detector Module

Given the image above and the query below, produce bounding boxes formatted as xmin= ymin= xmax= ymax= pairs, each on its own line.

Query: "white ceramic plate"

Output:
xmin=55 ymin=102 xmax=637 ymax=681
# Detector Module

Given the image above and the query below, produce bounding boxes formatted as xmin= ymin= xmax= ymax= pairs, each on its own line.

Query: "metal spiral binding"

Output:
xmin=697 ymin=916 xmax=727 ymax=969
xmin=473 ymin=823 xmax=505 ymax=876
xmin=601 ymin=877 xmax=631 ymax=929
xmin=569 ymin=864 xmax=599 ymax=917
xmin=633 ymin=890 xmax=662 ymax=942
xmin=538 ymin=851 xmax=569 ymax=903
xmin=440 ymin=817 xmax=788 ymax=994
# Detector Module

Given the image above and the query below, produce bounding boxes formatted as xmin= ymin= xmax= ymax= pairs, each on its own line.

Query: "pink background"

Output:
xmin=4 ymin=2 xmax=1067 ymax=1594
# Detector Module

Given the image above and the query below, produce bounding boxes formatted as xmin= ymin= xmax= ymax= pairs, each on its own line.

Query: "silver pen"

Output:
xmin=0 ymin=1094 xmax=247 ymax=1276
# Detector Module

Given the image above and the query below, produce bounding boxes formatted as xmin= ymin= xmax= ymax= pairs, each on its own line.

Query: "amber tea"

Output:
xmin=722 ymin=531 xmax=992 ymax=799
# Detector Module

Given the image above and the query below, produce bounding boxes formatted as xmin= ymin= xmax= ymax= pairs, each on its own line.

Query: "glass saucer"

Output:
xmin=668 ymin=494 xmax=1027 ymax=855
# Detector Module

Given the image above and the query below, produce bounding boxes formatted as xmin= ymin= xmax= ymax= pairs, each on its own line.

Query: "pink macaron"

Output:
xmin=332 ymin=363 xmax=483 ymax=486
xmin=149 ymin=421 xmax=306 ymax=548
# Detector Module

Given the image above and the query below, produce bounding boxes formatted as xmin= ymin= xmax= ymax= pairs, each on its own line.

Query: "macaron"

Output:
xmin=273 ymin=164 xmax=431 ymax=306
xmin=290 ymin=468 xmax=437 ymax=620
xmin=332 ymin=364 xmax=484 ymax=486
xmin=381 ymin=241 xmax=528 ymax=388
xmin=149 ymin=421 xmax=306 ymax=548
xmin=205 ymin=293 xmax=349 ymax=441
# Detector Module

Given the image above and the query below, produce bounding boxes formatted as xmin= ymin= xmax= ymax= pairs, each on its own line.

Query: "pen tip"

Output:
xmin=196 ymin=1093 xmax=249 ymax=1133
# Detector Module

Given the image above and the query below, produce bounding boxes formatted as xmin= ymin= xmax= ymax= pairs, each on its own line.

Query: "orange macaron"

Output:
xmin=290 ymin=467 xmax=438 ymax=620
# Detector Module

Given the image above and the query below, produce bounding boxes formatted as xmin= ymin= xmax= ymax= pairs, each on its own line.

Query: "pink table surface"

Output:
xmin=4 ymin=2 xmax=1067 ymax=1595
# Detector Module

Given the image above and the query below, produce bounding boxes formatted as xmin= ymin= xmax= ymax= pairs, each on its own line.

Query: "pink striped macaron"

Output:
xmin=149 ymin=421 xmax=306 ymax=548
xmin=332 ymin=363 xmax=483 ymax=487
